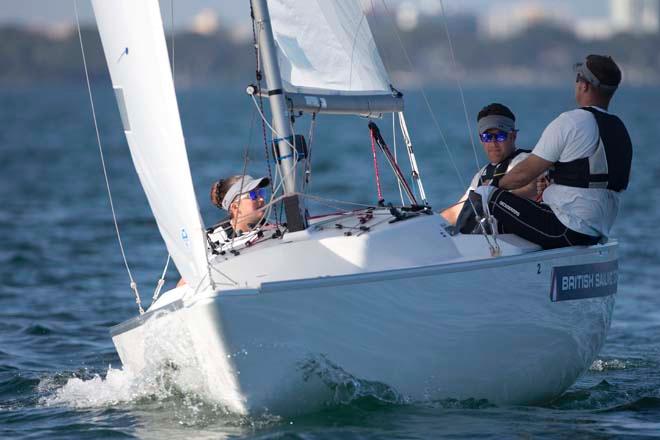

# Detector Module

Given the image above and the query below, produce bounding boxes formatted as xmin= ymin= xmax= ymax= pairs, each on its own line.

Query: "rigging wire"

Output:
xmin=393 ymin=113 xmax=405 ymax=205
xmin=249 ymin=96 xmax=299 ymax=162
xmin=379 ymin=0 xmax=500 ymax=256
xmin=148 ymin=1 xmax=178 ymax=305
xmin=369 ymin=127 xmax=385 ymax=203
xmin=302 ymin=113 xmax=317 ymax=194
xmin=151 ymin=254 xmax=171 ymax=305
xmin=228 ymin=109 xmax=257 ymax=249
xmin=251 ymin=10 xmax=279 ymax=223
xmin=380 ymin=0 xmax=468 ymax=189
xmin=438 ymin=0 xmax=481 ymax=172
xmin=249 ymin=94 xmax=304 ymax=226
xmin=73 ymin=0 xmax=145 ymax=314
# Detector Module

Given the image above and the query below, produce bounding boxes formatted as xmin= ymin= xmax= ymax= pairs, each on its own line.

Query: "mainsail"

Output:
xmin=267 ymin=0 xmax=403 ymax=114
xmin=91 ymin=0 xmax=208 ymax=288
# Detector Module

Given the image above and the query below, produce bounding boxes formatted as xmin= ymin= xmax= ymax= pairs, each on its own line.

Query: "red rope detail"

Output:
xmin=370 ymin=128 xmax=384 ymax=202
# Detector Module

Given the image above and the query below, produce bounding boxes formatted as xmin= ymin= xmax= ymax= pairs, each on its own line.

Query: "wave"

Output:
xmin=298 ymin=354 xmax=407 ymax=407
xmin=36 ymin=365 xmax=284 ymax=431
xmin=41 ymin=365 xmax=202 ymax=409
xmin=589 ymin=359 xmax=630 ymax=371
xmin=603 ymin=396 xmax=660 ymax=413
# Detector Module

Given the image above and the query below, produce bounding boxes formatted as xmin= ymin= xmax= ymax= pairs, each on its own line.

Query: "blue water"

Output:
xmin=1 ymin=84 xmax=659 ymax=439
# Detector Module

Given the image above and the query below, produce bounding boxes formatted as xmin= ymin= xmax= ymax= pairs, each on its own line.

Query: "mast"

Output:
xmin=251 ymin=0 xmax=306 ymax=231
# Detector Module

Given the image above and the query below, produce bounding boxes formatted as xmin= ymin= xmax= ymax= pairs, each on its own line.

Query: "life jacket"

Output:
xmin=479 ymin=148 xmax=531 ymax=186
xmin=549 ymin=107 xmax=632 ymax=192
xmin=456 ymin=148 xmax=529 ymax=235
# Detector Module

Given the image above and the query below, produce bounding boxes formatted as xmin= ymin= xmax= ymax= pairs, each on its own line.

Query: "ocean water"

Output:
xmin=1 ymin=84 xmax=659 ymax=439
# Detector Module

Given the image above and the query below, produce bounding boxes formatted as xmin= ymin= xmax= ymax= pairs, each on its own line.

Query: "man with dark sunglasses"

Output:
xmin=442 ymin=103 xmax=540 ymax=228
xmin=472 ymin=55 xmax=632 ymax=249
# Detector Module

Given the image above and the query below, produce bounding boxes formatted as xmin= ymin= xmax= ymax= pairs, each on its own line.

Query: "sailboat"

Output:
xmin=88 ymin=0 xmax=619 ymax=416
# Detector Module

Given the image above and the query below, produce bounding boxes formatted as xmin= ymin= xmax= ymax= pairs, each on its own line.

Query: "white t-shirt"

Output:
xmin=532 ymin=107 xmax=620 ymax=237
xmin=463 ymin=151 xmax=530 ymax=199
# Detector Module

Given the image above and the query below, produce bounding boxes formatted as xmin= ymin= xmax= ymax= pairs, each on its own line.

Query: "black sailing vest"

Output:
xmin=479 ymin=148 xmax=531 ymax=187
xmin=550 ymin=107 xmax=632 ymax=192
xmin=456 ymin=148 xmax=529 ymax=235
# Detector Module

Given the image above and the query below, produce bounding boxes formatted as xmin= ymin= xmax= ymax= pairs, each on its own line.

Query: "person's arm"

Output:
xmin=500 ymin=112 xmax=568 ymax=191
xmin=440 ymin=193 xmax=467 ymax=225
xmin=498 ymin=154 xmax=553 ymax=190
xmin=442 ymin=169 xmax=481 ymax=224
xmin=510 ymin=178 xmax=539 ymax=199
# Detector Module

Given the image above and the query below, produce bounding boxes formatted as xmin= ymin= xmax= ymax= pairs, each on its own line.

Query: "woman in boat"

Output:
xmin=210 ymin=174 xmax=270 ymax=238
xmin=177 ymin=175 xmax=270 ymax=288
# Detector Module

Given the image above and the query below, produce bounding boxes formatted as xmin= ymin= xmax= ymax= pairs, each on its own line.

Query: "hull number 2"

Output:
xmin=550 ymin=260 xmax=618 ymax=302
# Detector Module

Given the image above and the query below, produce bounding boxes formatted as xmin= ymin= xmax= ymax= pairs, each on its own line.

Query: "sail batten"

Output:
xmin=92 ymin=0 xmax=208 ymax=289
xmin=267 ymin=0 xmax=398 ymax=105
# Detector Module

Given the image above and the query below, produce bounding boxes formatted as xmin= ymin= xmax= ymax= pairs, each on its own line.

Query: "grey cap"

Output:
xmin=477 ymin=114 xmax=515 ymax=134
xmin=574 ymin=61 xmax=618 ymax=91
xmin=221 ymin=175 xmax=270 ymax=211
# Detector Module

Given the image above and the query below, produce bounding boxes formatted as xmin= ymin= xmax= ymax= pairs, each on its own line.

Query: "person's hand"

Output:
xmin=536 ymin=175 xmax=550 ymax=196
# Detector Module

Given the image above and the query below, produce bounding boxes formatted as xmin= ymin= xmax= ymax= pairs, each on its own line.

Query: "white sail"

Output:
xmin=267 ymin=0 xmax=393 ymax=96
xmin=91 ymin=0 xmax=208 ymax=288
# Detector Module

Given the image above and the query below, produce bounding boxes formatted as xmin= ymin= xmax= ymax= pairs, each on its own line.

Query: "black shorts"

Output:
xmin=486 ymin=189 xmax=600 ymax=249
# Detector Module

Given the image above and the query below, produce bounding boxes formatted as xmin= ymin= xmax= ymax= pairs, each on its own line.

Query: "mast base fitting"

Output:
xmin=283 ymin=195 xmax=307 ymax=233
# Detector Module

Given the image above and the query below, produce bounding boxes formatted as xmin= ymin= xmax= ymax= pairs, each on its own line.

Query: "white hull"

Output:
xmin=110 ymin=213 xmax=617 ymax=416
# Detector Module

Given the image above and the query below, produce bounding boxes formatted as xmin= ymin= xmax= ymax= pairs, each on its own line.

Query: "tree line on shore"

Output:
xmin=1 ymin=19 xmax=658 ymax=87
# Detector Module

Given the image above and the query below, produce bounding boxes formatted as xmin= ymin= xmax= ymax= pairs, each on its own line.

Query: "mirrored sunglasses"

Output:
xmin=479 ymin=131 xmax=510 ymax=143
xmin=240 ymin=188 xmax=266 ymax=201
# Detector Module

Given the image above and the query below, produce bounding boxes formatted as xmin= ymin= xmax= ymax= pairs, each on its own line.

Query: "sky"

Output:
xmin=0 ymin=0 xmax=606 ymax=31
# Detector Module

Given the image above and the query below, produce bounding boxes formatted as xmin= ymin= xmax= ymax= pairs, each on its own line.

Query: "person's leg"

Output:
xmin=486 ymin=189 xmax=599 ymax=249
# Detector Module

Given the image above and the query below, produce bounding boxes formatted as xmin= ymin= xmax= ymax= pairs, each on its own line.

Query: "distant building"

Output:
xmin=610 ymin=0 xmax=659 ymax=34
xmin=189 ymin=8 xmax=220 ymax=35
xmin=479 ymin=2 xmax=571 ymax=39
xmin=574 ymin=17 xmax=616 ymax=40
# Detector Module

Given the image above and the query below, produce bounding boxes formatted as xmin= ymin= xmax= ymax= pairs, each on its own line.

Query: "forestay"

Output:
xmin=91 ymin=0 xmax=208 ymax=288
xmin=267 ymin=0 xmax=395 ymax=97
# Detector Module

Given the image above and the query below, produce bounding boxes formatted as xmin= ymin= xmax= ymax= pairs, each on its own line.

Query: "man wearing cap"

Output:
xmin=442 ymin=103 xmax=539 ymax=228
xmin=473 ymin=54 xmax=632 ymax=249
xmin=210 ymin=174 xmax=270 ymax=238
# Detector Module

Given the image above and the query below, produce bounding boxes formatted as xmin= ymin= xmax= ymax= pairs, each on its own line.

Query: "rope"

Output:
xmin=438 ymin=0 xmax=481 ymax=172
xmin=74 ymin=0 xmax=144 ymax=314
xmin=208 ymin=264 xmax=238 ymax=286
xmin=393 ymin=113 xmax=405 ymax=205
xmin=302 ymin=113 xmax=317 ymax=193
xmin=369 ymin=128 xmax=385 ymax=203
xmin=151 ymin=254 xmax=171 ymax=305
xmin=398 ymin=112 xmax=428 ymax=205
xmin=249 ymin=95 xmax=297 ymax=152
xmin=301 ymin=193 xmax=376 ymax=209
xmin=370 ymin=122 xmax=417 ymax=205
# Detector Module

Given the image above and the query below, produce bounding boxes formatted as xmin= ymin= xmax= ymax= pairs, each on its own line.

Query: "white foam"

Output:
xmin=39 ymin=365 xmax=282 ymax=432
xmin=590 ymin=359 xmax=628 ymax=372
xmin=41 ymin=366 xmax=168 ymax=408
